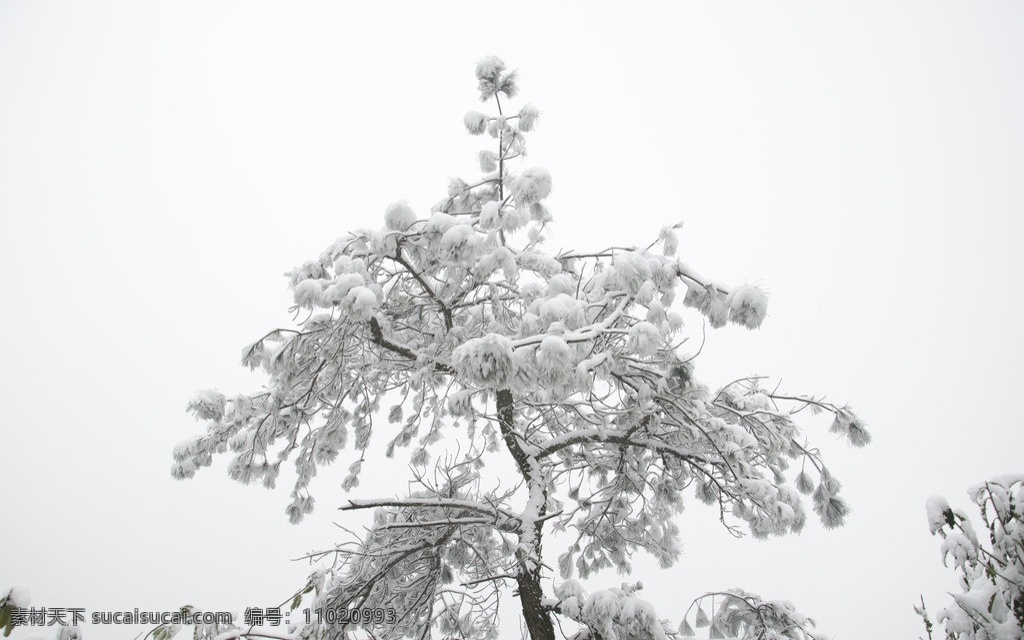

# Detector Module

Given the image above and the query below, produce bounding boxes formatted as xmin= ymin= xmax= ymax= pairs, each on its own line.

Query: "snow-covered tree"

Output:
xmin=917 ymin=476 xmax=1024 ymax=640
xmin=168 ymin=57 xmax=870 ymax=640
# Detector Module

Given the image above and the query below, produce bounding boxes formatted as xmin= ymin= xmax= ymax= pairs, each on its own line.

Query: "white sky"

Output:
xmin=2 ymin=2 xmax=1023 ymax=639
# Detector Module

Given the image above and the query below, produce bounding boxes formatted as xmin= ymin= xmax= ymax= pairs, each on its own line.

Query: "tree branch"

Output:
xmin=342 ymin=497 xmax=521 ymax=533
xmin=497 ymin=389 xmax=534 ymax=480
xmin=389 ymin=251 xmax=453 ymax=330
xmin=378 ymin=517 xmax=497 ymax=530
xmin=368 ymin=317 xmax=454 ymax=374
xmin=535 ymin=428 xmax=704 ymax=464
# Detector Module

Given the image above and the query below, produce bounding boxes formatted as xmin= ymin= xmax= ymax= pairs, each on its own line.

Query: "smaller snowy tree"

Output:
xmin=917 ymin=476 xmax=1024 ymax=640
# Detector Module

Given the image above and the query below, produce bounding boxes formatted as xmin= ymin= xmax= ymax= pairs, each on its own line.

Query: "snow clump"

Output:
xmin=475 ymin=56 xmax=505 ymax=81
xmin=479 ymin=201 xmax=501 ymax=229
xmin=463 ymin=111 xmax=488 ymax=135
xmin=513 ymin=167 xmax=552 ymax=206
xmin=538 ymin=294 xmax=586 ymax=330
xmin=187 ymin=390 xmax=227 ymax=421
xmin=453 ymin=333 xmax=518 ymax=389
xmin=727 ymin=285 xmax=768 ymax=330
xmin=323 ymin=273 xmax=366 ymax=306
xmin=828 ymin=406 xmax=871 ymax=448
xmin=440 ymin=224 xmax=481 ymax=262
xmin=342 ymin=286 xmax=378 ymax=321
xmin=518 ymin=104 xmax=539 ymax=132
xmin=292 ymin=279 xmax=324 ymax=309
xmin=384 ymin=201 xmax=417 ymax=231
xmin=925 ymin=496 xmax=953 ymax=535
xmin=536 ymin=335 xmax=572 ymax=380
xmin=629 ymin=321 xmax=662 ymax=357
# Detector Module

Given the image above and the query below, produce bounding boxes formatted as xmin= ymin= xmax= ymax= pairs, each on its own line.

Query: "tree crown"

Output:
xmin=173 ymin=56 xmax=869 ymax=640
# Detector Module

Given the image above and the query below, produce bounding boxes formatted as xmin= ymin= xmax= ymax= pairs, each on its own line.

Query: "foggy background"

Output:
xmin=2 ymin=2 xmax=1023 ymax=638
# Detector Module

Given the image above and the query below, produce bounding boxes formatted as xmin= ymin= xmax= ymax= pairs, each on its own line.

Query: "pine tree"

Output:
xmin=170 ymin=56 xmax=869 ymax=640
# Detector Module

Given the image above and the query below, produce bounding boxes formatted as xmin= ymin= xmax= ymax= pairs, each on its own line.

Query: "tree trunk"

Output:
xmin=496 ymin=389 xmax=556 ymax=640
xmin=516 ymin=563 xmax=556 ymax=640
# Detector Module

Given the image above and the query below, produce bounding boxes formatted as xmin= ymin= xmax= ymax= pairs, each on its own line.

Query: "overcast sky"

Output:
xmin=2 ymin=2 xmax=1023 ymax=639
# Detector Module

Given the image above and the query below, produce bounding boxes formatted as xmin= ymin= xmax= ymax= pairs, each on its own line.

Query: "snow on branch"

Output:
xmin=342 ymin=497 xmax=522 ymax=534
xmin=918 ymin=475 xmax=1024 ymax=639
